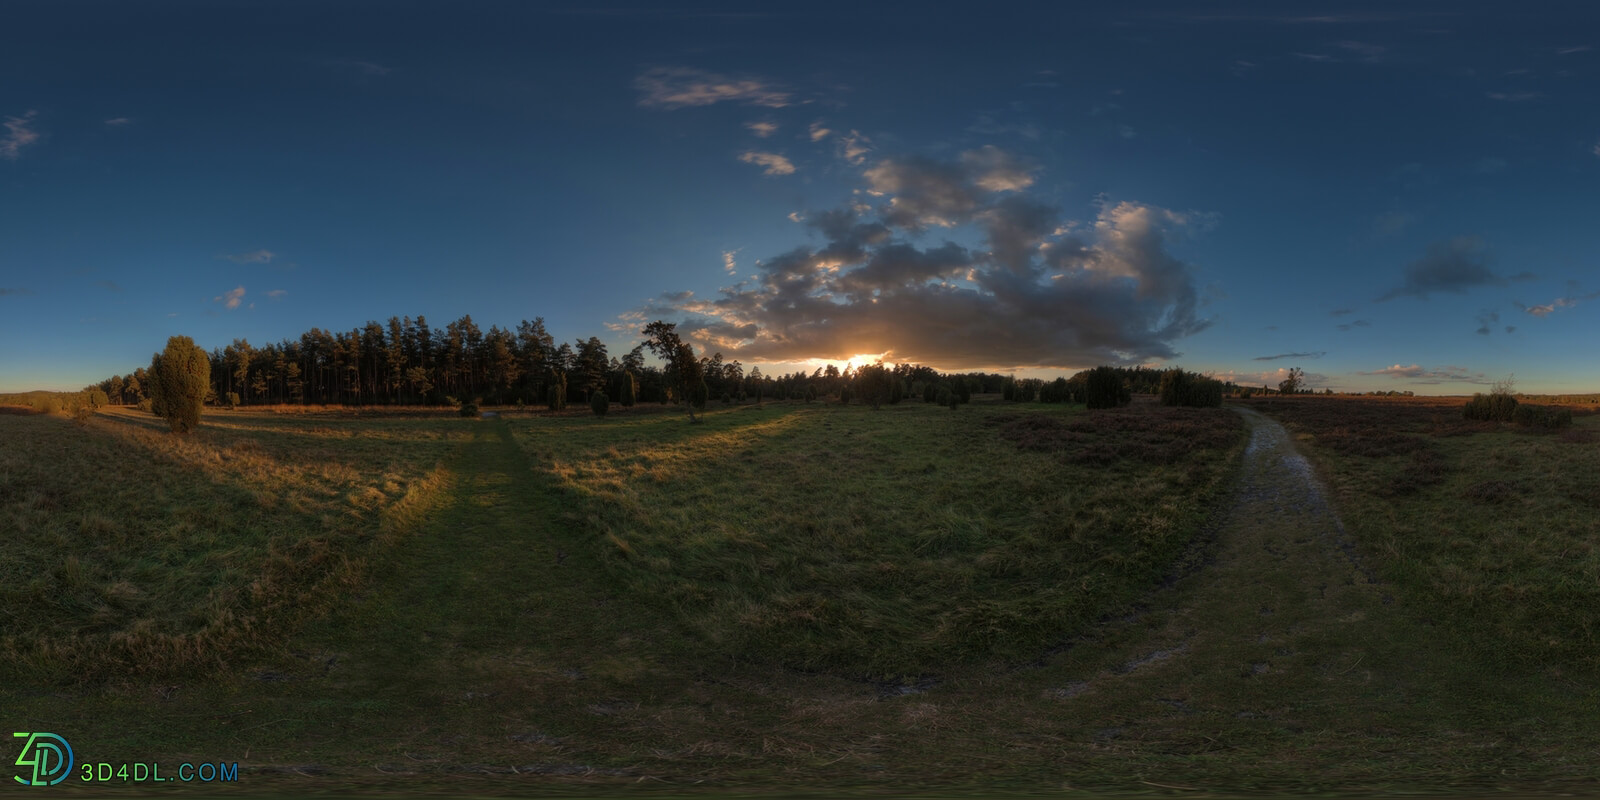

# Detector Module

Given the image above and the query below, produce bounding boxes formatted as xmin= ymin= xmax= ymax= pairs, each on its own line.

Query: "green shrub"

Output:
xmin=1159 ymin=368 xmax=1223 ymax=408
xmin=36 ymin=396 xmax=60 ymax=415
xmin=838 ymin=385 xmax=852 ymax=405
xmin=1084 ymin=366 xmax=1131 ymax=409
xmin=148 ymin=335 xmax=210 ymax=433
xmin=225 ymin=391 xmax=241 ymax=409
xmin=1512 ymin=403 xmax=1572 ymax=429
xmin=137 ymin=398 xmax=153 ymax=414
xmin=619 ymin=370 xmax=637 ymax=407
xmin=936 ymin=385 xmax=954 ymax=408
xmin=459 ymin=402 xmax=480 ymax=418
xmin=1463 ymin=392 xmax=1518 ymax=422
xmin=590 ymin=391 xmax=610 ymax=417
xmin=804 ymin=385 xmax=816 ymax=404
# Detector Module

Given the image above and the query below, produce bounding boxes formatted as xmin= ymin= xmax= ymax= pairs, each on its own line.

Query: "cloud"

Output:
xmin=104 ymin=117 xmax=132 ymax=127
xmin=863 ymin=146 xmax=1035 ymax=229
xmin=0 ymin=287 xmax=30 ymax=296
xmin=1329 ymin=308 xmax=1356 ymax=316
xmin=1336 ymin=320 xmax=1371 ymax=331
xmin=224 ymin=249 xmax=275 ymax=264
xmin=1373 ymin=210 xmax=1413 ymax=235
xmin=95 ymin=280 xmax=124 ymax=293
xmin=721 ymin=250 xmax=739 ymax=275
xmin=738 ymin=151 xmax=795 ymax=176
xmin=1473 ymin=157 xmax=1508 ymax=174
xmin=808 ymin=121 xmax=832 ymax=142
xmin=837 ymin=130 xmax=872 ymax=164
xmin=639 ymin=153 xmax=1214 ymax=370
xmin=1253 ymin=351 xmax=1327 ymax=361
xmin=1557 ymin=45 xmax=1592 ymax=55
xmin=214 ymin=286 xmax=245 ymax=310
xmin=1 ymin=110 xmax=40 ymax=160
xmin=1487 ymin=92 xmax=1541 ymax=102
xmin=266 ymin=289 xmax=287 ymax=299
xmin=1516 ymin=288 xmax=1600 ymax=317
xmin=1359 ymin=364 xmax=1488 ymax=384
xmin=1474 ymin=310 xmax=1499 ymax=335
xmin=1378 ymin=237 xmax=1508 ymax=301
xmin=1334 ymin=40 xmax=1387 ymax=62
xmin=1213 ymin=367 xmax=1330 ymax=388
xmin=744 ymin=121 xmax=777 ymax=138
xmin=322 ymin=58 xmax=391 ymax=77
xmin=635 ymin=66 xmax=790 ymax=109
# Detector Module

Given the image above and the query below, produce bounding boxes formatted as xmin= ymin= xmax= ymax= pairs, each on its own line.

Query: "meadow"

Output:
xmin=3 ymin=395 xmax=1600 ymax=795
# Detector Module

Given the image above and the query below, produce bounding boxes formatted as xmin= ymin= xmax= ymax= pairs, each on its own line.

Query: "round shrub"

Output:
xmin=590 ymin=391 xmax=610 ymax=417
xmin=459 ymin=403 xmax=480 ymax=418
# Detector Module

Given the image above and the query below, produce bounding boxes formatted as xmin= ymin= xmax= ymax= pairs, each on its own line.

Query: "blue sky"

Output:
xmin=3 ymin=1 xmax=1598 ymax=394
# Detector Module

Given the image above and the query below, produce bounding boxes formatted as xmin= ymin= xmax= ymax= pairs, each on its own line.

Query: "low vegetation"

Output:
xmin=0 ymin=407 xmax=461 ymax=679
xmin=1250 ymin=394 xmax=1600 ymax=669
xmin=512 ymin=401 xmax=1244 ymax=680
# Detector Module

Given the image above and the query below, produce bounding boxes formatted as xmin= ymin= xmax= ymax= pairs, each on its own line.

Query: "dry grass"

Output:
xmin=0 ymin=407 xmax=463 ymax=680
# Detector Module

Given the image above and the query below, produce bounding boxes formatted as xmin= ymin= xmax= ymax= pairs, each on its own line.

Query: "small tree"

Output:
xmin=642 ymin=321 xmax=707 ymax=423
xmin=619 ymin=370 xmax=637 ymax=407
xmin=854 ymin=363 xmax=893 ymax=409
xmin=804 ymin=384 xmax=816 ymax=404
xmin=148 ymin=336 xmax=211 ymax=433
xmin=1278 ymin=366 xmax=1304 ymax=396
xmin=590 ymin=391 xmax=610 ymax=417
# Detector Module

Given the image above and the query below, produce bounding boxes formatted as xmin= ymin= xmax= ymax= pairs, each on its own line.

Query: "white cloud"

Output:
xmin=721 ymin=250 xmax=740 ymax=275
xmin=1 ymin=110 xmax=40 ymax=160
xmin=635 ymin=66 xmax=790 ymax=109
xmin=104 ymin=117 xmax=132 ymax=127
xmin=1487 ymin=92 xmax=1541 ymax=102
xmin=266 ymin=289 xmax=287 ymax=299
xmin=738 ymin=151 xmax=795 ymax=176
xmin=808 ymin=121 xmax=832 ymax=141
xmin=1358 ymin=364 xmax=1487 ymax=383
xmin=225 ymin=249 xmax=275 ymax=264
xmin=838 ymin=130 xmax=872 ymax=164
xmin=214 ymin=286 xmax=246 ymax=310
xmin=745 ymin=121 xmax=778 ymax=138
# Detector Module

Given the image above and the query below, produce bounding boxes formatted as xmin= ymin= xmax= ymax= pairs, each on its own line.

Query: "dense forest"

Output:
xmin=38 ymin=314 xmax=1270 ymax=411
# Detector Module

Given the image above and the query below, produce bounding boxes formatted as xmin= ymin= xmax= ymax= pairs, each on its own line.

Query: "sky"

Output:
xmin=3 ymin=1 xmax=1599 ymax=395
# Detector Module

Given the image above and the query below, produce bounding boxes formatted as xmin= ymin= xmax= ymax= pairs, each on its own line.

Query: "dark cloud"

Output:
xmin=1329 ymin=307 xmax=1356 ymax=316
xmin=95 ymin=280 xmax=124 ymax=293
xmin=0 ymin=287 xmax=30 ymax=296
xmin=1336 ymin=319 xmax=1371 ymax=331
xmin=1252 ymin=351 xmax=1326 ymax=361
xmin=1378 ymin=237 xmax=1506 ymax=301
xmin=635 ymin=66 xmax=790 ymax=109
xmin=1474 ymin=310 xmax=1498 ymax=335
xmin=1359 ymin=364 xmax=1488 ymax=384
xmin=642 ymin=151 xmax=1214 ymax=370
xmin=863 ymin=146 xmax=1035 ymax=230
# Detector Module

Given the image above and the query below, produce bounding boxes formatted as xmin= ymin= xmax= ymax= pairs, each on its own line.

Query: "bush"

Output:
xmin=1512 ymin=403 xmax=1572 ymax=429
xmin=620 ymin=370 xmax=637 ymax=407
xmin=225 ymin=391 xmax=241 ymax=409
xmin=690 ymin=378 xmax=709 ymax=410
xmin=922 ymin=382 xmax=936 ymax=403
xmin=36 ymin=396 xmax=60 ymax=415
xmin=1463 ymin=392 xmax=1518 ymax=422
xmin=137 ymin=398 xmax=153 ymax=414
xmin=804 ymin=385 xmax=816 ymax=404
xmin=590 ymin=391 xmax=610 ymax=417
xmin=838 ymin=385 xmax=852 ymax=405
xmin=1158 ymin=368 xmax=1223 ymax=408
xmin=936 ymin=385 xmax=954 ymax=408
xmin=148 ymin=335 xmax=211 ymax=433
xmin=459 ymin=402 xmax=480 ymax=418
xmin=1084 ymin=366 xmax=1131 ymax=409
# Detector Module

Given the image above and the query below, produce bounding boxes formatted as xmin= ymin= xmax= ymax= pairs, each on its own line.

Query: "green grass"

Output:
xmin=0 ymin=407 xmax=463 ymax=679
xmin=512 ymin=400 xmax=1244 ymax=680
xmin=6 ymin=398 xmax=1600 ymax=796
xmin=1249 ymin=396 xmax=1600 ymax=670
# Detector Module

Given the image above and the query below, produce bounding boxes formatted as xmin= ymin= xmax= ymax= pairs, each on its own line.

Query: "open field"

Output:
xmin=4 ymin=397 xmax=1600 ymax=796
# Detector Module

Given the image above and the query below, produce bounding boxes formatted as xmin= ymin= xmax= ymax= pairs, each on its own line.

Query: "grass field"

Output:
xmin=4 ymin=396 xmax=1600 ymax=795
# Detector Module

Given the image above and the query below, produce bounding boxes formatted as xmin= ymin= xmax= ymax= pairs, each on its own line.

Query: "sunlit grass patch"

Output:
xmin=511 ymin=402 xmax=1244 ymax=680
xmin=0 ymin=409 xmax=463 ymax=680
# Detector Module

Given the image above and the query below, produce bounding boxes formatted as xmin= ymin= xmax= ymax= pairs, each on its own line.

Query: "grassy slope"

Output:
xmin=5 ymin=399 xmax=1600 ymax=796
